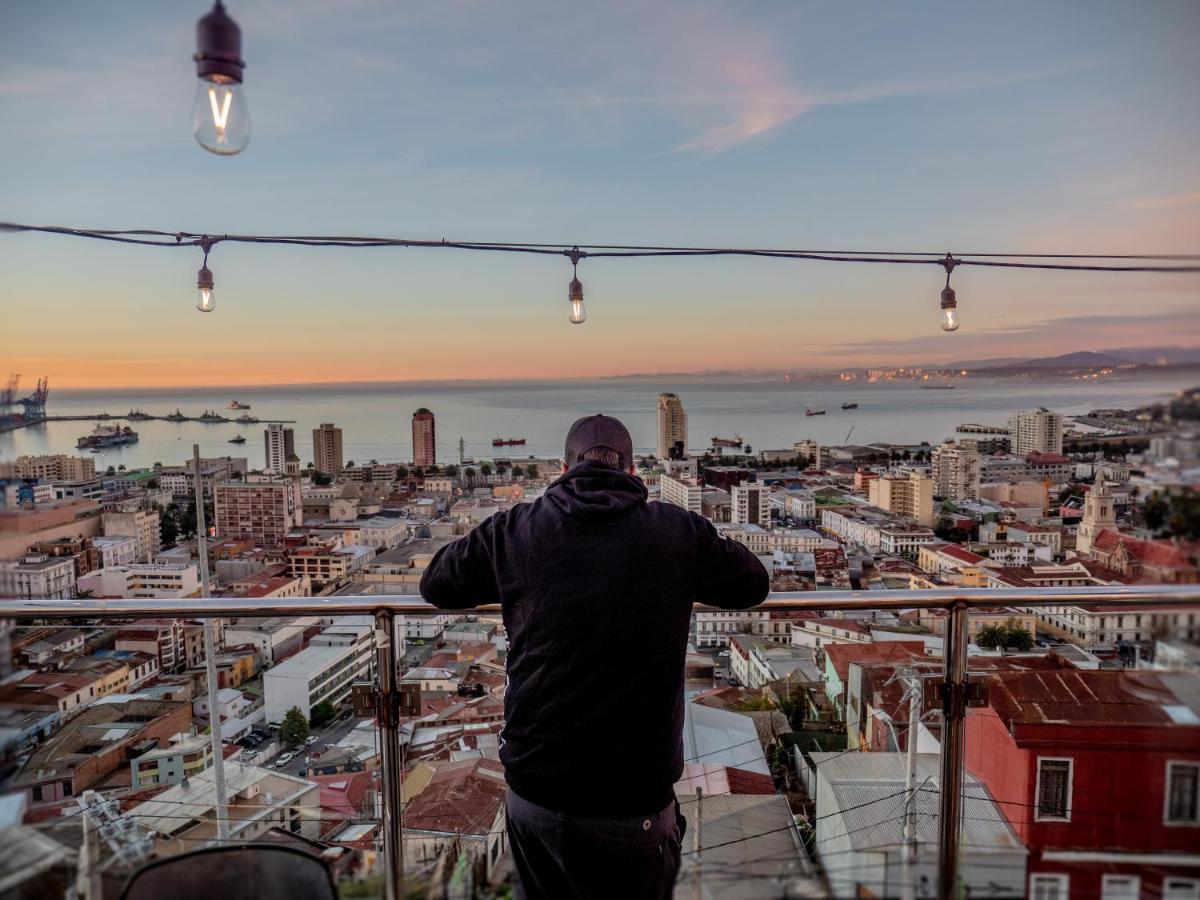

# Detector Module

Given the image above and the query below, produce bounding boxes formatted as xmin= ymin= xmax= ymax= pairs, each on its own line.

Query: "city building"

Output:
xmin=157 ymin=457 xmax=248 ymax=501
xmin=101 ymin=508 xmax=161 ymax=563
xmin=966 ymin=669 xmax=1200 ymax=899
xmin=130 ymin=761 xmax=320 ymax=851
xmin=793 ymin=439 xmax=821 ymax=468
xmin=809 ymin=752 xmax=1027 ymax=899
xmin=13 ymin=455 xmax=96 ymax=482
xmin=931 ymin=439 xmax=981 ymax=501
xmin=130 ymin=734 xmax=214 ymax=789
xmin=659 ymin=472 xmax=703 ymax=514
xmin=731 ymin=481 xmax=770 ymax=526
xmin=91 ymin=534 xmax=141 ymax=569
xmin=412 ymin=408 xmax=436 ymax=467
xmin=77 ymin=563 xmax=201 ymax=599
xmin=264 ymin=423 xmax=296 ymax=475
xmin=1076 ymin=481 xmax=1116 ymax=556
xmin=656 ymin=392 xmax=687 ymax=460
xmin=264 ymin=625 xmax=375 ymax=723
xmin=313 ymin=422 xmax=344 ymax=475
xmin=868 ymin=471 xmax=934 ymax=526
xmin=0 ymin=554 xmax=77 ymax=599
xmin=1009 ymin=407 xmax=1064 ymax=455
xmin=213 ymin=478 xmax=303 ymax=546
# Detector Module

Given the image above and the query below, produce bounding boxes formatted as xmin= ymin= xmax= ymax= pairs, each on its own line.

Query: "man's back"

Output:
xmin=420 ymin=460 xmax=769 ymax=817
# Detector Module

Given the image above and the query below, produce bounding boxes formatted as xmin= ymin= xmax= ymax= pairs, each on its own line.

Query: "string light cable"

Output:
xmin=3 ymin=222 xmax=1198 ymax=329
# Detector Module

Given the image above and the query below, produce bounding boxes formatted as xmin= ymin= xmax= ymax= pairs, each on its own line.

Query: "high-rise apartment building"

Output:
xmin=659 ymin=472 xmax=702 ymax=514
xmin=412 ymin=408 xmax=436 ymax=468
xmin=731 ymin=481 xmax=771 ymax=526
xmin=312 ymin=423 xmax=344 ymax=475
xmin=14 ymin=455 xmax=96 ymax=482
xmin=1008 ymin=408 xmax=1064 ymax=455
xmin=213 ymin=478 xmax=303 ymax=546
xmin=931 ymin=440 xmax=981 ymax=501
xmin=264 ymin=424 xmax=296 ymax=475
xmin=793 ymin=440 xmax=821 ymax=469
xmin=868 ymin=472 xmax=935 ymax=526
xmin=656 ymin=393 xmax=687 ymax=460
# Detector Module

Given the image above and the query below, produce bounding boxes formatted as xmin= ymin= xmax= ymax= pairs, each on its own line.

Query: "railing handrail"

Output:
xmin=2 ymin=584 xmax=1199 ymax=619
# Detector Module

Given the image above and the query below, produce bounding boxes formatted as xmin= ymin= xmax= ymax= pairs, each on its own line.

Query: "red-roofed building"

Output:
xmin=314 ymin=771 xmax=376 ymax=837
xmin=967 ymin=669 xmax=1200 ymax=899
xmin=403 ymin=757 xmax=508 ymax=884
xmin=821 ymin=641 xmax=926 ymax=711
xmin=1087 ymin=528 xmax=1199 ymax=584
xmin=675 ymin=763 xmax=777 ymax=797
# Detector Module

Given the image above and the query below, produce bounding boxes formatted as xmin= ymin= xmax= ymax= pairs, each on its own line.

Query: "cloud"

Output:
xmin=1130 ymin=190 xmax=1200 ymax=210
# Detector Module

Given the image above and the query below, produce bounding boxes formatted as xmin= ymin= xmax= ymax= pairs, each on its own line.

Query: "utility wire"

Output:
xmin=3 ymin=223 xmax=1199 ymax=272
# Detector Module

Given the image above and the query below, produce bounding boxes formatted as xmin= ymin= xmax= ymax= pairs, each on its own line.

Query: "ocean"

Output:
xmin=1 ymin=372 xmax=1191 ymax=471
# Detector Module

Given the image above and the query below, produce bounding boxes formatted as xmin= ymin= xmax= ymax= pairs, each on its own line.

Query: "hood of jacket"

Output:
xmin=545 ymin=460 xmax=648 ymax=520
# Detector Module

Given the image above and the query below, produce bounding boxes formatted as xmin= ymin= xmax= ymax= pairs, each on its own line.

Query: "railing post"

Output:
xmin=937 ymin=602 xmax=969 ymax=900
xmin=375 ymin=608 xmax=405 ymax=900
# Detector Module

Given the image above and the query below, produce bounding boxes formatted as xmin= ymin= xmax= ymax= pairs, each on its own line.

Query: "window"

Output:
xmin=1030 ymin=874 xmax=1069 ymax=900
xmin=1036 ymin=758 xmax=1072 ymax=821
xmin=1165 ymin=879 xmax=1200 ymax=900
xmin=1101 ymin=875 xmax=1140 ymax=900
xmin=1166 ymin=762 xmax=1199 ymax=824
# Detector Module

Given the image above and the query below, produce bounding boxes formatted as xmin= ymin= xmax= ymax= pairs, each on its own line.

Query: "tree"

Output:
xmin=395 ymin=465 xmax=409 ymax=479
xmin=976 ymin=618 xmax=1035 ymax=652
xmin=160 ymin=513 xmax=180 ymax=548
xmin=510 ymin=465 xmax=524 ymax=479
xmin=312 ymin=471 xmax=333 ymax=486
xmin=281 ymin=706 xmax=310 ymax=747
xmin=106 ymin=466 xmax=116 ymax=476
xmin=310 ymin=700 xmax=337 ymax=728
xmin=444 ymin=464 xmax=459 ymax=477
xmin=1143 ymin=493 xmax=1169 ymax=531
xmin=465 ymin=467 xmax=477 ymax=478
xmin=1166 ymin=488 xmax=1200 ymax=541
xmin=480 ymin=462 xmax=493 ymax=476
xmin=117 ymin=464 xmax=126 ymax=472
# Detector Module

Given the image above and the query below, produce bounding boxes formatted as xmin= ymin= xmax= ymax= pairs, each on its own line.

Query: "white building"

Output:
xmin=659 ymin=472 xmax=702 ymax=514
xmin=656 ymin=392 xmax=688 ymax=460
xmin=0 ymin=555 xmax=77 ymax=600
xmin=78 ymin=564 xmax=201 ymax=599
xmin=1008 ymin=407 xmax=1064 ymax=455
xmin=720 ymin=524 xmax=833 ymax=555
xmin=130 ymin=734 xmax=214 ymax=789
xmin=731 ymin=481 xmax=771 ymax=526
xmin=784 ymin=490 xmax=816 ymax=521
xmin=91 ymin=535 xmax=141 ymax=569
xmin=223 ymin=617 xmax=320 ymax=666
xmin=793 ymin=440 xmax=821 ymax=468
xmin=264 ymin=424 xmax=294 ymax=475
xmin=264 ymin=625 xmax=375 ymax=723
xmin=101 ymin=509 xmax=162 ymax=563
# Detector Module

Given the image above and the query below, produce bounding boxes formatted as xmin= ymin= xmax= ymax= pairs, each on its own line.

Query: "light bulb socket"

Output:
xmin=568 ymin=277 xmax=583 ymax=304
xmin=197 ymin=264 xmax=214 ymax=291
xmin=195 ymin=1 xmax=245 ymax=83
xmin=940 ymin=286 xmax=956 ymax=310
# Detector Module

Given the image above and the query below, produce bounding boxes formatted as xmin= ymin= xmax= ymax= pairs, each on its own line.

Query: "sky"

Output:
xmin=2 ymin=0 xmax=1199 ymax=388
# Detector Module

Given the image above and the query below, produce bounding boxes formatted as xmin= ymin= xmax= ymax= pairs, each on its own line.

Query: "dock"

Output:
xmin=955 ymin=423 xmax=1010 ymax=435
xmin=30 ymin=414 xmax=297 ymax=426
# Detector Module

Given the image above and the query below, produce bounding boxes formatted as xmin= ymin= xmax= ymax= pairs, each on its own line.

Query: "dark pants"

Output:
xmin=506 ymin=788 xmax=685 ymax=900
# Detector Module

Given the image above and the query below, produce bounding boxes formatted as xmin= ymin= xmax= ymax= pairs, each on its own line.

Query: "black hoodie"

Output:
xmin=420 ymin=460 xmax=769 ymax=816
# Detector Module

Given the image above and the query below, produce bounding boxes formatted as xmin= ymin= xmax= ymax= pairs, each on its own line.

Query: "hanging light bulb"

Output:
xmin=192 ymin=2 xmax=250 ymax=155
xmin=196 ymin=240 xmax=216 ymax=312
xmin=939 ymin=253 xmax=960 ymax=332
xmin=567 ymin=247 xmax=587 ymax=324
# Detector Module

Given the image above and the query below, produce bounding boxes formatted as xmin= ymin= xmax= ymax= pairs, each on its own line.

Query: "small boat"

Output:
xmin=805 ymin=409 xmax=826 ymax=417
xmin=711 ymin=435 xmax=743 ymax=448
xmin=493 ymin=437 xmax=527 ymax=446
xmin=228 ymin=434 xmax=246 ymax=444
xmin=841 ymin=402 xmax=858 ymax=410
xmin=920 ymin=384 xmax=956 ymax=390
xmin=236 ymin=413 xmax=259 ymax=424
xmin=228 ymin=400 xmax=252 ymax=409
xmin=166 ymin=409 xmax=187 ymax=422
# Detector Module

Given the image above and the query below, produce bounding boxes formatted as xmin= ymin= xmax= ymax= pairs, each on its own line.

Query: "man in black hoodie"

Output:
xmin=420 ymin=414 xmax=769 ymax=900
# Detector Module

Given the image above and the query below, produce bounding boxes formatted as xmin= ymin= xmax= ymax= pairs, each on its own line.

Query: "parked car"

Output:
xmin=717 ymin=650 xmax=731 ymax=657
xmin=274 ymin=752 xmax=295 ymax=768
xmin=304 ymin=736 xmax=318 ymax=746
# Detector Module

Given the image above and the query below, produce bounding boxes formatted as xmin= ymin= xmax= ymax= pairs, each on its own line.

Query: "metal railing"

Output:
xmin=6 ymin=584 xmax=1200 ymax=900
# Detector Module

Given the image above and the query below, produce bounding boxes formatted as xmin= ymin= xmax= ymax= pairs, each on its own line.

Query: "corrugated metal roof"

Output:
xmin=683 ymin=703 xmax=770 ymax=776
xmin=827 ymin=781 xmax=1023 ymax=852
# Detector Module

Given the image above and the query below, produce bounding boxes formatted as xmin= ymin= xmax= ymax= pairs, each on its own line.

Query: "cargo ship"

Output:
xmin=920 ymin=384 xmax=956 ymax=390
xmin=235 ymin=413 xmax=260 ymax=424
xmin=492 ymin=437 xmax=527 ymax=446
xmin=805 ymin=409 xmax=826 ymax=417
xmin=841 ymin=402 xmax=858 ymax=410
xmin=78 ymin=424 xmax=139 ymax=449
xmin=228 ymin=400 xmax=252 ymax=409
xmin=711 ymin=435 xmax=743 ymax=448
xmin=228 ymin=434 xmax=246 ymax=444
xmin=198 ymin=410 xmax=226 ymax=422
